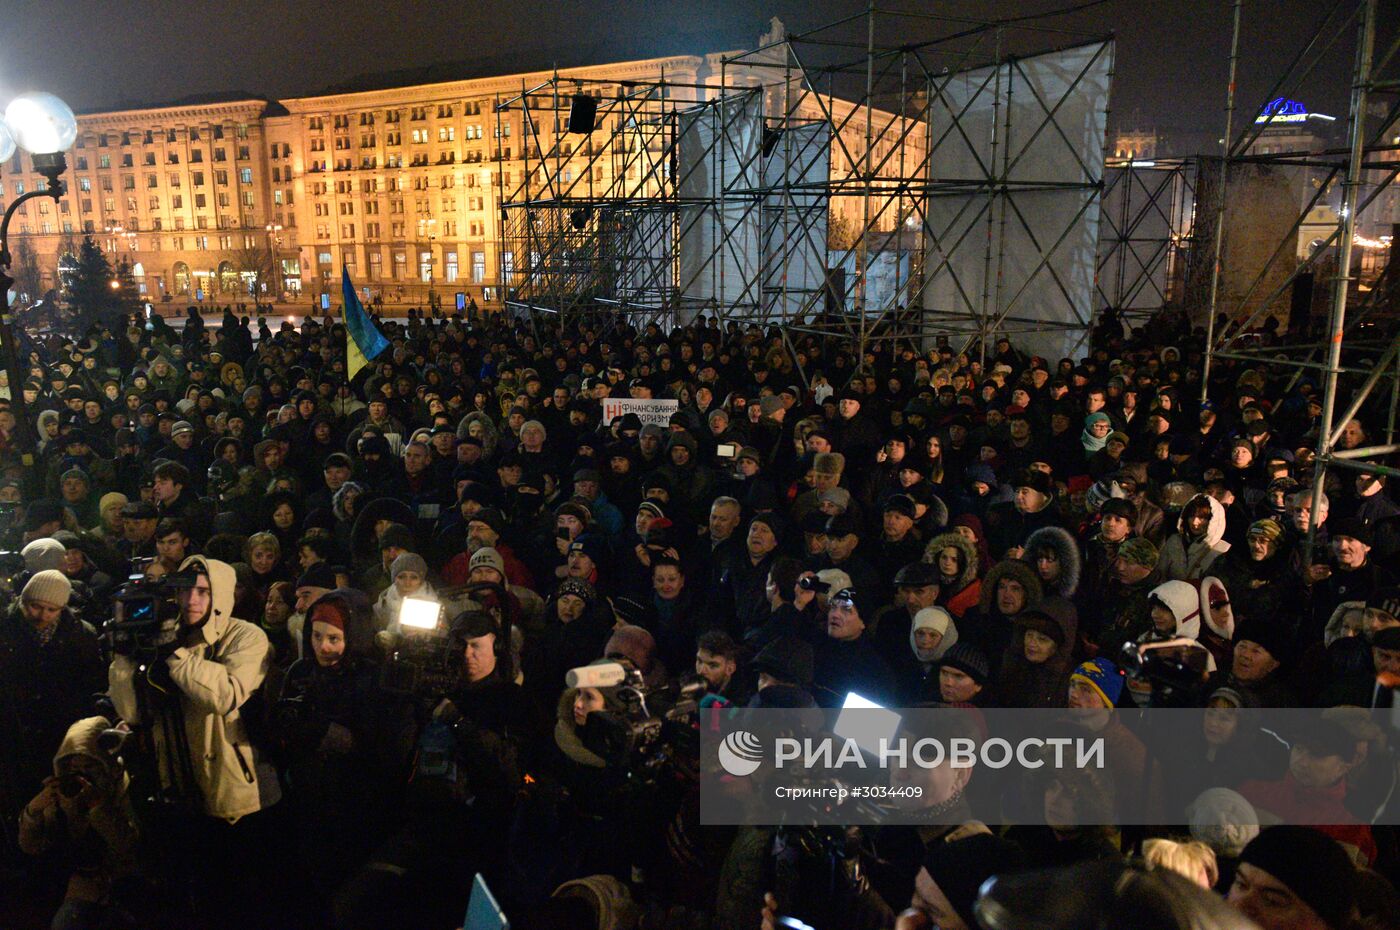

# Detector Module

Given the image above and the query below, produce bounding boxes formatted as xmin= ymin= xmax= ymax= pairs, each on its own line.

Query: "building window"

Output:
xmin=393 ymin=252 xmax=406 ymax=278
xmin=318 ymin=251 xmax=332 ymax=264
xmin=239 ymin=167 xmax=253 ymax=184
xmin=369 ymin=252 xmax=382 ymax=279
xmin=472 ymin=251 xmax=485 ymax=283
xmin=79 ymin=178 xmax=91 ymax=192
xmin=193 ymin=172 xmax=205 ymax=186
xmin=99 ymin=154 xmax=111 ymax=168
xmin=445 ymin=252 xmax=458 ymax=282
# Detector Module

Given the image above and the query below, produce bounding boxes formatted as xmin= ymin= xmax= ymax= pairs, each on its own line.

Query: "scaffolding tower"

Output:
xmin=1195 ymin=0 xmax=1400 ymax=563
xmin=493 ymin=6 xmax=1115 ymax=363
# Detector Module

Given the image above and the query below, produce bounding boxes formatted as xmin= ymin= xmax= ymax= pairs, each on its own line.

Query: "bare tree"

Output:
xmin=233 ymin=241 xmax=275 ymax=298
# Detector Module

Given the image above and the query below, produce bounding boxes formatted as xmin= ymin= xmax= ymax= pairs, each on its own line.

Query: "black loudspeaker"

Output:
xmin=824 ymin=268 xmax=847 ymax=317
xmin=568 ymin=94 xmax=598 ymax=134
xmin=761 ymin=127 xmax=781 ymax=158
xmin=1288 ymin=271 xmax=1314 ymax=336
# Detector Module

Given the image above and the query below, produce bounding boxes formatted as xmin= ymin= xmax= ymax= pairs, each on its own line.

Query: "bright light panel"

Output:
xmin=398 ymin=597 xmax=440 ymax=631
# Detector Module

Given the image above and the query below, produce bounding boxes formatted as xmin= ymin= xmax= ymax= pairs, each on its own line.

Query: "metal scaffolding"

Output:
xmin=1195 ymin=0 xmax=1400 ymax=571
xmin=1095 ymin=158 xmax=1197 ymax=324
xmin=493 ymin=6 xmax=1114 ymax=363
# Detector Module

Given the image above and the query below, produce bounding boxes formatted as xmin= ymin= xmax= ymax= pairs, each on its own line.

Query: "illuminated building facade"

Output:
xmin=0 ymin=45 xmax=926 ymax=313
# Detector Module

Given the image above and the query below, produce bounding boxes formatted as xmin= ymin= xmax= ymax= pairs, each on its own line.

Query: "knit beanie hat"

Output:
xmin=22 ymin=570 xmax=72 ymax=608
xmin=939 ymin=641 xmax=990 ymax=684
xmin=390 ymin=552 xmax=428 ymax=580
xmin=378 ymin=523 xmax=416 ymax=552
xmin=309 ymin=598 xmax=348 ymax=633
xmin=296 ymin=562 xmax=338 ymax=591
xmin=605 ymin=625 xmax=657 ymax=675
xmin=922 ymin=835 xmax=1028 ymax=929
xmin=468 ymin=547 xmax=506 ymax=577
xmin=1187 ymin=787 xmax=1259 ymax=857
xmin=1070 ymin=658 xmax=1124 ymax=707
xmin=555 ymin=578 xmax=597 ymax=604
xmin=1234 ymin=616 xmax=1291 ymax=664
xmin=1247 ymin=517 xmax=1284 ymax=543
xmin=1117 ymin=536 xmax=1159 ymax=569
xmin=21 ymin=538 xmax=67 ymax=573
xmin=1238 ymin=827 xmax=1358 ymax=930
xmin=99 ymin=491 xmax=129 ymax=515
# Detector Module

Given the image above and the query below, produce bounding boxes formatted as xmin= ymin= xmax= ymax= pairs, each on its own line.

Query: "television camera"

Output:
xmin=103 ymin=570 xmax=200 ymax=659
xmin=378 ymin=581 xmax=513 ymax=698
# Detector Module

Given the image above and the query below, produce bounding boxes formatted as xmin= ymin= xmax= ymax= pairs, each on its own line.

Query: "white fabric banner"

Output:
xmin=600 ymin=397 xmax=679 ymax=428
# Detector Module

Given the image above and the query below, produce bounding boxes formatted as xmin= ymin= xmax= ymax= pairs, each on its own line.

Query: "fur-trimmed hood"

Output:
xmin=554 ymin=689 xmax=608 ymax=769
xmin=1021 ymin=525 xmax=1082 ymax=598
xmin=923 ymin=531 xmax=980 ymax=592
xmin=455 ymin=411 xmax=500 ymax=458
xmin=1324 ymin=600 xmax=1368 ymax=648
xmin=979 ymin=559 xmax=1044 ymax=616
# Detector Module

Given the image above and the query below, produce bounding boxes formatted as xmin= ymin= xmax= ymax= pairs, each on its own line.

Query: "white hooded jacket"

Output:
xmin=1156 ymin=494 xmax=1231 ymax=582
xmin=110 ymin=556 xmax=276 ymax=822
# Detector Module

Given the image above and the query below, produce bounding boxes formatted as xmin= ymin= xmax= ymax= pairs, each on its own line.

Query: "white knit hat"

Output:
xmin=21 ymin=538 xmax=66 ymax=573
xmin=468 ymin=547 xmax=506 ymax=577
xmin=22 ymin=570 xmax=72 ymax=608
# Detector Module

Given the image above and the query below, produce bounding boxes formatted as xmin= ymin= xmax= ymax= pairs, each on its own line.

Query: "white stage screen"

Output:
xmin=922 ymin=40 xmax=1113 ymax=360
xmin=761 ymin=121 xmax=830 ymax=321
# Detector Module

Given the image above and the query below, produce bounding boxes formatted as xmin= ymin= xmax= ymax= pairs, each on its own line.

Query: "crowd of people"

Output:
xmin=0 ymin=301 xmax=1398 ymax=930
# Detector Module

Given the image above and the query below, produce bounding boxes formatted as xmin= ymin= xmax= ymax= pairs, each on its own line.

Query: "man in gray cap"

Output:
xmin=1 ymin=569 xmax=104 ymax=859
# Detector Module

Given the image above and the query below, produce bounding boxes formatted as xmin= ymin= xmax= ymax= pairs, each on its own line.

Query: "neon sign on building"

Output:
xmin=1255 ymin=97 xmax=1336 ymax=125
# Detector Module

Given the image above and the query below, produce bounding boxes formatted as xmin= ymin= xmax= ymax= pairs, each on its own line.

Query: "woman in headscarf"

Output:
xmin=1082 ymin=411 xmax=1113 ymax=461
xmin=897 ymin=606 xmax=960 ymax=704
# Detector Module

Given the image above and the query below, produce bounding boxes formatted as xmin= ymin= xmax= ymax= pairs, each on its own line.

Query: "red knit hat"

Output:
xmin=309 ymin=599 xmax=347 ymax=633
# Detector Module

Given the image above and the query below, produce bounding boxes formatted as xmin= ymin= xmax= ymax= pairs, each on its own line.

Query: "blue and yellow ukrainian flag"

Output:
xmin=342 ymin=267 xmax=389 ymax=379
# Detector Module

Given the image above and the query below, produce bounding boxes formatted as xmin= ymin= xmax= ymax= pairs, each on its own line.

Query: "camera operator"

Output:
xmin=1 ymin=570 xmax=105 ymax=872
xmin=107 ymin=555 xmax=283 ymax=927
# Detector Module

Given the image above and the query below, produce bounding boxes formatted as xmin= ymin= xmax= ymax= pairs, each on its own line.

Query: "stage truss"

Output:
xmin=493 ymin=8 xmax=1114 ymax=364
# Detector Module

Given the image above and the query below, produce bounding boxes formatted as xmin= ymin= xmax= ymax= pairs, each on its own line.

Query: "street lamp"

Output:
xmin=0 ymin=91 xmax=76 ymax=464
xmin=265 ymin=223 xmax=284 ymax=301
xmin=418 ymin=217 xmax=437 ymax=311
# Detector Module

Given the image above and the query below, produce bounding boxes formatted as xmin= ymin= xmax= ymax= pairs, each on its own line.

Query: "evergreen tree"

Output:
xmin=12 ymin=238 xmax=43 ymax=307
xmin=114 ymin=259 xmax=143 ymax=319
xmin=61 ymin=235 xmax=119 ymax=329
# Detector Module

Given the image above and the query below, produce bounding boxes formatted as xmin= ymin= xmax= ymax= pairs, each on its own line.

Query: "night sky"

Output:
xmin=0 ymin=0 xmax=1387 ymax=152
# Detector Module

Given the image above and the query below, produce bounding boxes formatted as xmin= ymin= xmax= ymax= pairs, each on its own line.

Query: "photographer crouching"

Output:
xmin=107 ymin=555 xmax=286 ymax=929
